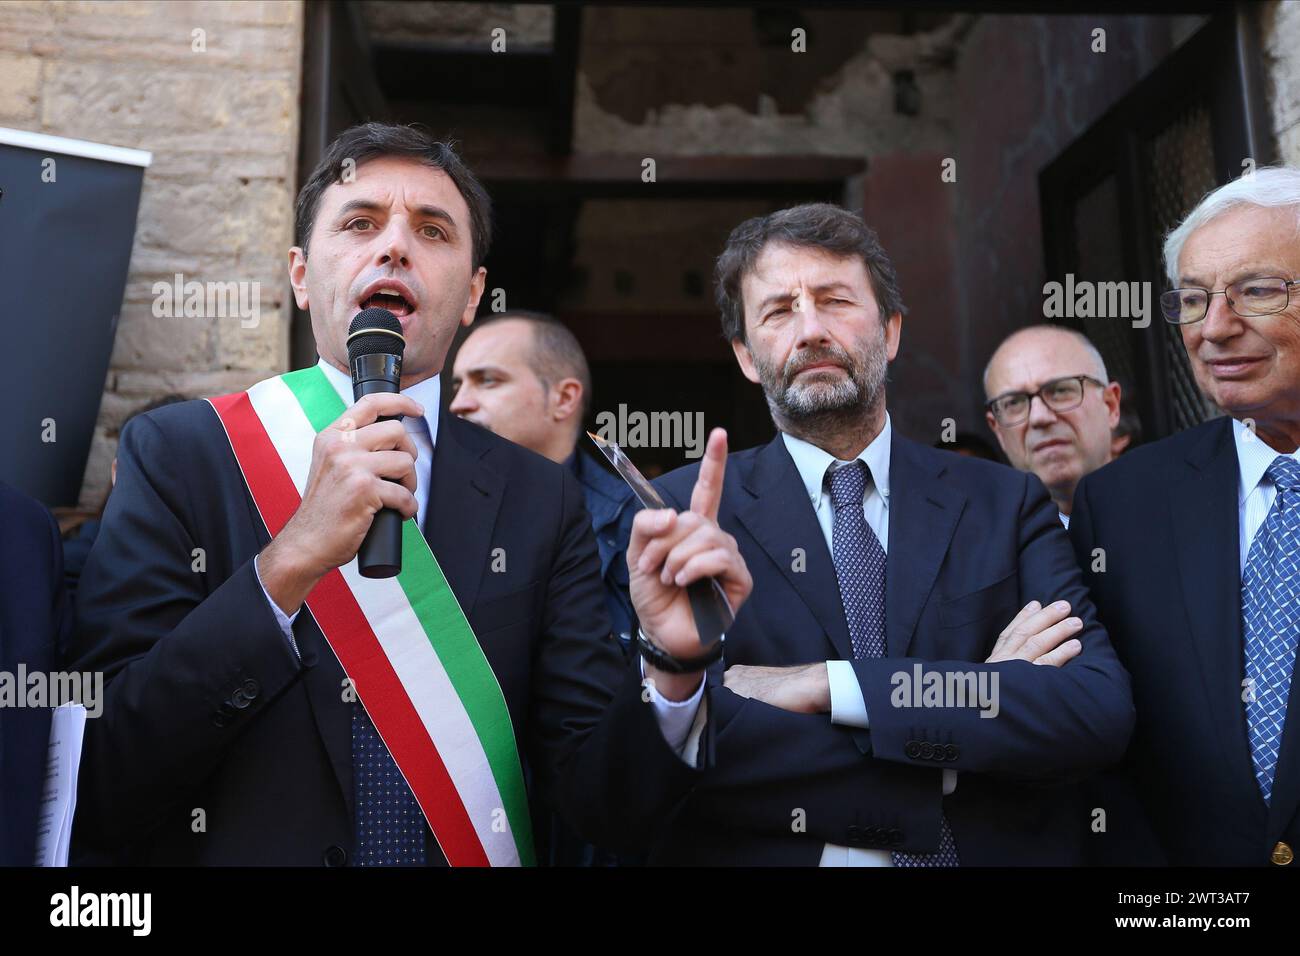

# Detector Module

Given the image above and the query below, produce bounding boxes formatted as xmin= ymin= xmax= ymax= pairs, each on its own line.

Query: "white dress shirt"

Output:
xmin=781 ymin=414 xmax=955 ymax=866
xmin=1233 ymin=418 xmax=1300 ymax=571
xmin=255 ymin=358 xmax=704 ymax=753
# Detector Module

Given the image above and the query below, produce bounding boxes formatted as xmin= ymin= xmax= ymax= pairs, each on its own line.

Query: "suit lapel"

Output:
xmin=734 ymin=435 xmax=854 ymax=660
xmin=886 ymin=435 xmax=965 ymax=658
xmin=426 ymin=409 xmax=505 ymax=614
xmin=1167 ymin=418 xmax=1260 ymax=806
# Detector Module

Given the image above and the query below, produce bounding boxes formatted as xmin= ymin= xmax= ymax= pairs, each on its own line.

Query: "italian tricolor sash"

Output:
xmin=208 ymin=365 xmax=534 ymax=866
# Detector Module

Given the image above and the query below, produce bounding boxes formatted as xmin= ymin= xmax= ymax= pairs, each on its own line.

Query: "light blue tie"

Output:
xmin=404 ymin=413 xmax=432 ymax=537
xmin=1241 ymin=454 xmax=1300 ymax=805
xmin=826 ymin=461 xmax=960 ymax=866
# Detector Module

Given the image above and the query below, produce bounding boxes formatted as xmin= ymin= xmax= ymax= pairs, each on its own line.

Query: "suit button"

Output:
xmin=889 ymin=827 xmax=904 ymax=846
xmin=905 ymin=741 xmax=922 ymax=759
xmin=213 ymin=713 xmax=228 ymax=728
xmin=945 ymin=743 xmax=959 ymax=761
xmin=323 ymin=845 xmax=348 ymax=867
xmin=241 ymin=678 xmax=260 ymax=699
xmin=846 ymin=825 xmax=861 ymax=845
xmin=231 ymin=692 xmax=251 ymax=710
xmin=920 ymin=742 xmax=935 ymax=760
xmin=863 ymin=825 xmax=879 ymax=843
xmin=1272 ymin=842 xmax=1294 ymax=866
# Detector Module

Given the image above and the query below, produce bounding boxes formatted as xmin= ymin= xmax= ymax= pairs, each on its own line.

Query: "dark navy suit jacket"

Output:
xmin=0 ymin=481 xmax=72 ymax=866
xmin=67 ymin=398 xmax=697 ymax=865
xmin=623 ymin=428 xmax=1134 ymax=865
xmin=1072 ymin=416 xmax=1300 ymax=866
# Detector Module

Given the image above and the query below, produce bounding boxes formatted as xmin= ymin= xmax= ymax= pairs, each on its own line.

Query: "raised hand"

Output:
xmin=627 ymin=428 xmax=752 ymax=698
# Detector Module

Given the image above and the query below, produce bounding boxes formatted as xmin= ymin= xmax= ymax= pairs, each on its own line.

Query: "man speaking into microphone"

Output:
xmin=68 ymin=123 xmax=749 ymax=866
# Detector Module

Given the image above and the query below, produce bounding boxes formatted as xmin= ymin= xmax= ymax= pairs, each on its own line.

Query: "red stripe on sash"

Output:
xmin=209 ymin=391 xmax=489 ymax=866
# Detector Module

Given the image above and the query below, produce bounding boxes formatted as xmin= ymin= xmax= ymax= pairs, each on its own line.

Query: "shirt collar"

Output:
xmin=315 ymin=357 xmax=440 ymax=446
xmin=781 ymin=412 xmax=892 ymax=508
xmin=1231 ymin=417 xmax=1300 ymax=505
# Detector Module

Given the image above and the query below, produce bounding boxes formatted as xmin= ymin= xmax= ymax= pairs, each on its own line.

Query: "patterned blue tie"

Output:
xmin=1241 ymin=455 xmax=1300 ymax=806
xmin=352 ymin=705 xmax=428 ymax=865
xmin=827 ymin=460 xmax=960 ymax=866
xmin=353 ymin=416 xmax=430 ymax=866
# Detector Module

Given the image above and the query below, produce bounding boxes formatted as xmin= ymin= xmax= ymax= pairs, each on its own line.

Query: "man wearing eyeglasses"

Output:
xmin=1070 ymin=167 xmax=1300 ymax=866
xmin=983 ymin=326 xmax=1122 ymax=527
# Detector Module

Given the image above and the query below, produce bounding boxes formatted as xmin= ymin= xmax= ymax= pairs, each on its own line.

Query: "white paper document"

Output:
xmin=34 ymin=702 xmax=87 ymax=867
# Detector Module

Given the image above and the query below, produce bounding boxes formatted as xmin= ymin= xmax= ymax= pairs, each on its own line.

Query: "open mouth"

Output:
xmin=361 ymin=291 xmax=414 ymax=317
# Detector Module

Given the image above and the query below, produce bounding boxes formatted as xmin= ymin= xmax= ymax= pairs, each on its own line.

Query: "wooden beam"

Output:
xmin=477 ymin=154 xmax=863 ymax=202
xmin=479 ymin=153 xmax=865 ymax=183
xmin=561 ymin=311 xmax=731 ymax=363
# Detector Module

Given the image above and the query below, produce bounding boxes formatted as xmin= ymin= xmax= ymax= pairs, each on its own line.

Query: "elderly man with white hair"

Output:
xmin=1070 ymin=167 xmax=1300 ymax=866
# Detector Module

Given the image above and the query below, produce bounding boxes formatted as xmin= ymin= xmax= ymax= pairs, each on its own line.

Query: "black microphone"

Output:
xmin=348 ymin=308 xmax=407 ymax=578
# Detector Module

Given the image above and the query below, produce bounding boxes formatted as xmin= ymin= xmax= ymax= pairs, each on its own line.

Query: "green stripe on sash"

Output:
xmin=281 ymin=365 xmax=535 ymax=865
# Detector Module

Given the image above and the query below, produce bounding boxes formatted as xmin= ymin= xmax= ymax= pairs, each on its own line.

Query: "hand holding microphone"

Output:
xmin=257 ymin=309 xmax=418 ymax=613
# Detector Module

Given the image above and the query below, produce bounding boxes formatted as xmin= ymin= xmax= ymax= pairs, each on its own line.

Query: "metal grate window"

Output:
xmin=1039 ymin=12 xmax=1264 ymax=443
xmin=1143 ymin=105 xmax=1221 ymax=431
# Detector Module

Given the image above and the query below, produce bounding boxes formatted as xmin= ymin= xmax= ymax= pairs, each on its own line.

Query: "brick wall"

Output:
xmin=0 ymin=0 xmax=304 ymax=509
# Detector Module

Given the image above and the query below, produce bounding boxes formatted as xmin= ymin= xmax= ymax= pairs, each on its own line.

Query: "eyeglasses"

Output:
xmin=1159 ymin=275 xmax=1300 ymax=325
xmin=986 ymin=375 xmax=1105 ymax=426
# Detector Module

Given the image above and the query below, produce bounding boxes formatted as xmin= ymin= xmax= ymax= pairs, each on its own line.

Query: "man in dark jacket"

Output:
xmin=451 ymin=310 xmax=639 ymax=865
xmin=450 ymin=310 xmax=635 ymax=638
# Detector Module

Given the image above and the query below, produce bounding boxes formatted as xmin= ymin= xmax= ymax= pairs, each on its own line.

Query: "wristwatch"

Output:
xmin=636 ymin=627 xmax=724 ymax=674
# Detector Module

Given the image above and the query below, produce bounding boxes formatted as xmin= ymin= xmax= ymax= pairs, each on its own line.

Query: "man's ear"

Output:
xmin=885 ymin=311 xmax=903 ymax=362
xmin=461 ymin=266 xmax=487 ymax=327
xmin=984 ymin=410 xmax=1010 ymax=456
xmin=551 ymin=378 xmax=584 ymax=426
xmin=731 ymin=337 xmax=761 ymax=385
xmin=1103 ymin=381 xmax=1122 ymax=429
xmin=288 ymin=246 xmax=310 ymax=310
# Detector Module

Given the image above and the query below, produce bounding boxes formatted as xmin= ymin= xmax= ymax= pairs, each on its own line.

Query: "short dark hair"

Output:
xmin=294 ymin=122 xmax=493 ymax=270
xmin=470 ymin=311 xmax=593 ymax=424
xmin=714 ymin=203 xmax=907 ymax=343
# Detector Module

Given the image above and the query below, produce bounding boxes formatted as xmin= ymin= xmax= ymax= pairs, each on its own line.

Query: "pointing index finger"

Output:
xmin=689 ymin=427 xmax=728 ymax=522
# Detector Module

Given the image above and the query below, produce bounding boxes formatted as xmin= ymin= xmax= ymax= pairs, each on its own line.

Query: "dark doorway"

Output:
xmin=296 ymin=0 xmax=870 ymax=471
xmin=1039 ymin=8 xmax=1273 ymax=444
